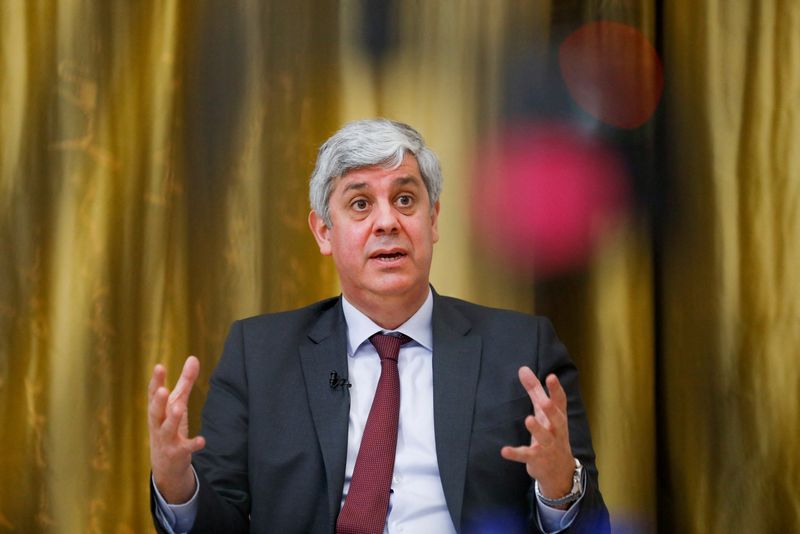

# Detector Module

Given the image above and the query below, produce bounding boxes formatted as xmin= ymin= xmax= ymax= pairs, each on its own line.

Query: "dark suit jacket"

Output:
xmin=152 ymin=292 xmax=609 ymax=533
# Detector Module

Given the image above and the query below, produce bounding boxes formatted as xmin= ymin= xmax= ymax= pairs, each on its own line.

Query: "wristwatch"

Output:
xmin=534 ymin=457 xmax=584 ymax=507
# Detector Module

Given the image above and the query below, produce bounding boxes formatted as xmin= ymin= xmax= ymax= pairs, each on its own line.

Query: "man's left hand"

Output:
xmin=501 ymin=367 xmax=576 ymax=508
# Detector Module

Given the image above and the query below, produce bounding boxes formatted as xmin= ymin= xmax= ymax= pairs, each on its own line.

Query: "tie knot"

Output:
xmin=369 ymin=333 xmax=411 ymax=362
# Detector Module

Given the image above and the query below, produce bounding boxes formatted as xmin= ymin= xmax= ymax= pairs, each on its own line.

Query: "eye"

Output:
xmin=396 ymin=194 xmax=414 ymax=208
xmin=351 ymin=198 xmax=369 ymax=211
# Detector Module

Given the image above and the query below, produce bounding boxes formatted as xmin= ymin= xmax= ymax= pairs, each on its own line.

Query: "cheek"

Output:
xmin=330 ymin=232 xmax=365 ymax=265
xmin=411 ymin=228 xmax=437 ymax=259
xmin=419 ymin=219 xmax=439 ymax=246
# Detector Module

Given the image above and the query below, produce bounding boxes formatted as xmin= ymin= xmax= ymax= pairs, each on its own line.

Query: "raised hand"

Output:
xmin=148 ymin=355 xmax=206 ymax=503
xmin=500 ymin=367 xmax=575 ymax=505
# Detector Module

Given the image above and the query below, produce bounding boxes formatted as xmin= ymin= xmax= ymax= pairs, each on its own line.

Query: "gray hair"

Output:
xmin=309 ymin=118 xmax=443 ymax=226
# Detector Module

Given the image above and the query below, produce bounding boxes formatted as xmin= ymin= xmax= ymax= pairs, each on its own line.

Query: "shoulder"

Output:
xmin=433 ymin=293 xmax=552 ymax=335
xmin=232 ymin=296 xmax=341 ymax=338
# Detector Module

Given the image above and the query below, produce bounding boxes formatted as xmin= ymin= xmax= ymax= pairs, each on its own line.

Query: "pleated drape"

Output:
xmin=662 ymin=1 xmax=800 ymax=531
xmin=1 ymin=1 xmax=799 ymax=532
xmin=0 ymin=1 xmax=338 ymax=531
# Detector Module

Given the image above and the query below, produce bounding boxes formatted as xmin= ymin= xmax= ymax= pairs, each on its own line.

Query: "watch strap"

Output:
xmin=534 ymin=458 xmax=584 ymax=507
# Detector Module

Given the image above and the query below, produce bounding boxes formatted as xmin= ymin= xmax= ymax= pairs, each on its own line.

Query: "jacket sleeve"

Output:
xmin=150 ymin=320 xmax=252 ymax=534
xmin=529 ymin=318 xmax=610 ymax=534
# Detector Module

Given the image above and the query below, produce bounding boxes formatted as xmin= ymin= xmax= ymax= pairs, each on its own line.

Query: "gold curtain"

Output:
xmin=2 ymin=0 xmax=799 ymax=532
xmin=662 ymin=0 xmax=800 ymax=531
xmin=0 ymin=1 xmax=338 ymax=531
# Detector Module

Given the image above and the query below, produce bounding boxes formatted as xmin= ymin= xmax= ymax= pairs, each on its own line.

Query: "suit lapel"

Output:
xmin=431 ymin=294 xmax=482 ymax=531
xmin=298 ymin=299 xmax=350 ymax=529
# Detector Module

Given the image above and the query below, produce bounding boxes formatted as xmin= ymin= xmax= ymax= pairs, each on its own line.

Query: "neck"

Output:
xmin=343 ymin=286 xmax=429 ymax=330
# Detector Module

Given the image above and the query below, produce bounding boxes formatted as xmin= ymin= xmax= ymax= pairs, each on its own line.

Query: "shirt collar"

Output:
xmin=341 ymin=288 xmax=434 ymax=356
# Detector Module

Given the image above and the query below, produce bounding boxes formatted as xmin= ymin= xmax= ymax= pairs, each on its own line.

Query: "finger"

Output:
xmin=186 ymin=435 xmax=206 ymax=454
xmin=161 ymin=401 xmax=184 ymax=438
xmin=500 ymin=444 xmax=534 ymax=464
xmin=519 ymin=367 xmax=550 ymax=406
xmin=531 ymin=390 xmax=567 ymax=431
xmin=169 ymin=356 xmax=200 ymax=405
xmin=546 ymin=374 xmax=568 ymax=413
xmin=148 ymin=387 xmax=169 ymax=428
xmin=519 ymin=367 xmax=553 ymax=427
xmin=525 ymin=414 xmax=554 ymax=447
xmin=148 ymin=364 xmax=166 ymax=401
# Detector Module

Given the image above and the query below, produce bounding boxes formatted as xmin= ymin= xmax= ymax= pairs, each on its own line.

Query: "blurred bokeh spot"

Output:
xmin=472 ymin=121 xmax=630 ymax=277
xmin=559 ymin=21 xmax=663 ymax=129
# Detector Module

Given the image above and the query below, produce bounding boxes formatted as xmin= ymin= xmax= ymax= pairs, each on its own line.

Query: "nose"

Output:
xmin=373 ymin=199 xmax=400 ymax=235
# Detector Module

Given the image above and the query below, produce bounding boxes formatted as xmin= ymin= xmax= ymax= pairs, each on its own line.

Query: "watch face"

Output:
xmin=572 ymin=472 xmax=582 ymax=492
xmin=573 ymin=460 xmax=584 ymax=492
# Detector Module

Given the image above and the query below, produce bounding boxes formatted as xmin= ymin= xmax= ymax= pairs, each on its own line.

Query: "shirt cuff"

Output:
xmin=534 ymin=470 xmax=586 ymax=533
xmin=152 ymin=466 xmax=200 ymax=534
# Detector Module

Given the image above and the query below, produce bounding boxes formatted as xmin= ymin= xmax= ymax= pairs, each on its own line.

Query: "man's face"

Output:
xmin=309 ymin=154 xmax=439 ymax=307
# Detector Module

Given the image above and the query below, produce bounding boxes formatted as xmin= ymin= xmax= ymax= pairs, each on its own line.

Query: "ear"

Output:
xmin=431 ymin=201 xmax=440 ymax=244
xmin=308 ymin=210 xmax=333 ymax=256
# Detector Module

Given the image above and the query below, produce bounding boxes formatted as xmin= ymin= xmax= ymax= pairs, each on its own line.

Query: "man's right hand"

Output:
xmin=148 ymin=355 xmax=206 ymax=504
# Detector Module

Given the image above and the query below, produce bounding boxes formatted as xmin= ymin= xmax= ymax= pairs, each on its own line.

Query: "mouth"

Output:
xmin=370 ymin=249 xmax=408 ymax=262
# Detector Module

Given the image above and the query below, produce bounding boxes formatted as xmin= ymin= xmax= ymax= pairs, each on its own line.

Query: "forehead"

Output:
xmin=333 ymin=155 xmax=424 ymax=193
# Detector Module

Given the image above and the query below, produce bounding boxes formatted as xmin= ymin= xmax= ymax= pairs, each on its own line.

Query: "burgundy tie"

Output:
xmin=337 ymin=332 xmax=412 ymax=534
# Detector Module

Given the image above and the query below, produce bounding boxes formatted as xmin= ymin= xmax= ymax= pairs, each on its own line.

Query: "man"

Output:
xmin=148 ymin=119 xmax=610 ymax=533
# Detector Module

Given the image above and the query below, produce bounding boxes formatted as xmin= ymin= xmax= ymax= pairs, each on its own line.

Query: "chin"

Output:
xmin=367 ymin=277 xmax=425 ymax=299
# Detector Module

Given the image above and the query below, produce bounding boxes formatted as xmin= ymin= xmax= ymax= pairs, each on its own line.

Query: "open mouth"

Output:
xmin=371 ymin=251 xmax=407 ymax=262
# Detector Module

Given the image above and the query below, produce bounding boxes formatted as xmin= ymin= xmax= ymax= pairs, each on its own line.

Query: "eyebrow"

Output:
xmin=340 ymin=175 xmax=421 ymax=195
xmin=342 ymin=181 xmax=368 ymax=194
xmin=393 ymin=176 xmax=419 ymax=187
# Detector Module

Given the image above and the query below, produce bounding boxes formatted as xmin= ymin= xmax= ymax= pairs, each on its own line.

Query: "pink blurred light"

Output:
xmin=472 ymin=122 xmax=630 ymax=277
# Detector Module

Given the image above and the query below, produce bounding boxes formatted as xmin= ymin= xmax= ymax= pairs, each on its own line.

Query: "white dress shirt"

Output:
xmin=340 ymin=291 xmax=453 ymax=533
xmin=154 ymin=289 xmax=580 ymax=533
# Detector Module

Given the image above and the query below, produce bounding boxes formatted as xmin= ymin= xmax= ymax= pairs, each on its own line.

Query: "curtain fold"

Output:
xmin=2 ymin=1 xmax=799 ymax=532
xmin=662 ymin=1 xmax=800 ymax=531
xmin=0 ymin=1 xmax=339 ymax=531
